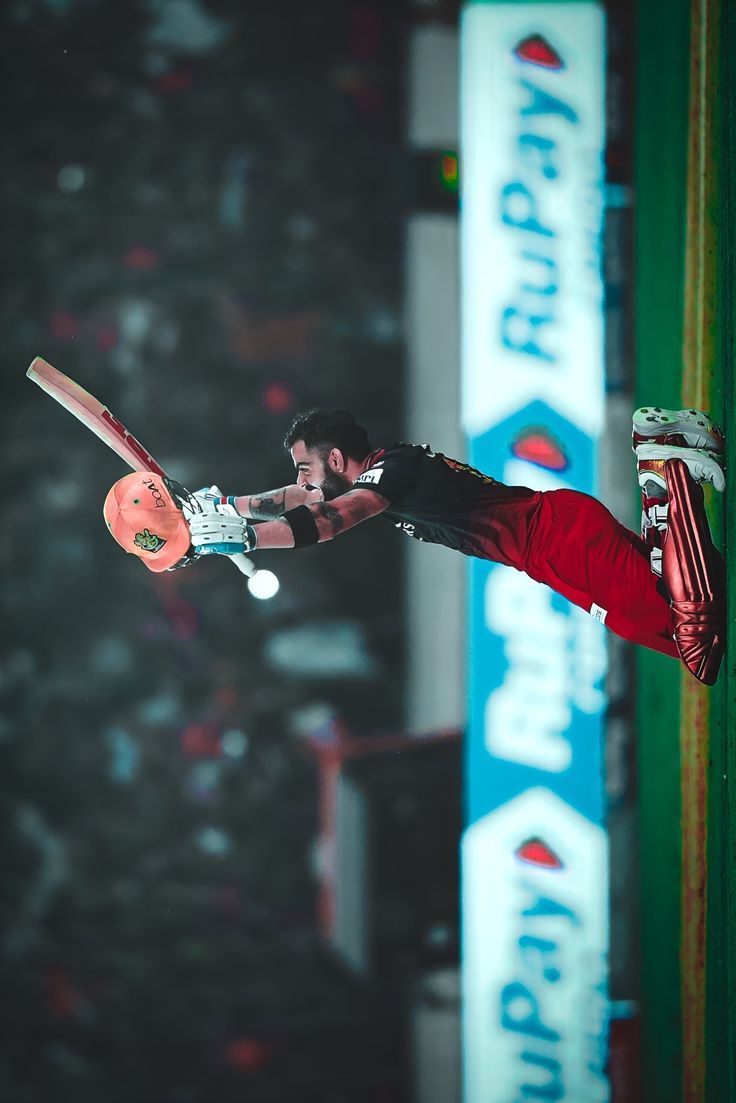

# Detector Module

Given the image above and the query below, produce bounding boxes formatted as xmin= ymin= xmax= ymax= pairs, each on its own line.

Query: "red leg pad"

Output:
xmin=662 ymin=459 xmax=725 ymax=684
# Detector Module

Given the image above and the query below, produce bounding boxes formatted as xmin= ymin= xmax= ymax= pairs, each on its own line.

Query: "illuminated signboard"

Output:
xmin=460 ymin=4 xmax=608 ymax=1101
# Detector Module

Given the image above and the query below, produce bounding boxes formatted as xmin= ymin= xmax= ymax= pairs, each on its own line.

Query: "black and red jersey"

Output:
xmin=353 ymin=443 xmax=543 ymax=570
xmin=347 ymin=444 xmax=686 ymax=661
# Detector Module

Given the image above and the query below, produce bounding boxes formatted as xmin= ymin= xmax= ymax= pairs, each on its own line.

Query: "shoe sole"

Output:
xmin=632 ymin=407 xmax=724 ymax=453
xmin=636 ymin=443 xmax=726 ymax=492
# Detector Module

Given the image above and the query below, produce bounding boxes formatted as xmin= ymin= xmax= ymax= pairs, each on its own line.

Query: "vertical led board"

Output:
xmin=460 ymin=5 xmax=609 ymax=1102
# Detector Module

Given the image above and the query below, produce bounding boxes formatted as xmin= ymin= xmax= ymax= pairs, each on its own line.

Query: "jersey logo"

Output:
xmin=394 ymin=521 xmax=424 ymax=541
xmin=442 ymin=456 xmax=496 ymax=484
xmin=355 ymin=468 xmax=384 ymax=486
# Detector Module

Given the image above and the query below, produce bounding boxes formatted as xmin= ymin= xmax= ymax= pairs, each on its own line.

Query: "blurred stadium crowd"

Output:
xmin=0 ymin=1 xmax=456 ymax=1100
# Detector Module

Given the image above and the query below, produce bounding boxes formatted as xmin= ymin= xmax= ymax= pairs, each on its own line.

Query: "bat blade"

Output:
xmin=27 ymin=356 xmax=167 ymax=476
xmin=27 ymin=356 xmax=257 ymax=579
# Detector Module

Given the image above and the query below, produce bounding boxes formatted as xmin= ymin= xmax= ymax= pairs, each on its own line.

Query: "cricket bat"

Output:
xmin=27 ymin=356 xmax=257 ymax=578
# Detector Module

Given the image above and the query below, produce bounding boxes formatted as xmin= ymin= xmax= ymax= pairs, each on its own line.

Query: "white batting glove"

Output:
xmin=191 ymin=485 xmax=240 ymax=517
xmin=188 ymin=514 xmax=257 ymax=557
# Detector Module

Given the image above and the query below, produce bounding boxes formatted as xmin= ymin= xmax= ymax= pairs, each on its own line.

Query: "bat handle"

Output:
xmin=229 ymin=552 xmax=257 ymax=578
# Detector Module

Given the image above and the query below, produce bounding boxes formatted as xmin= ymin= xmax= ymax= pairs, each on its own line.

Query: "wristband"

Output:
xmin=283 ymin=504 xmax=319 ymax=547
xmin=218 ymin=495 xmax=238 ymax=511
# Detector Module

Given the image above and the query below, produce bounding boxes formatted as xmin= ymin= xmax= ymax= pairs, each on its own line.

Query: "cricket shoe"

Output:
xmin=632 ymin=406 xmax=724 ymax=454
xmin=636 ymin=444 xmax=726 ymax=494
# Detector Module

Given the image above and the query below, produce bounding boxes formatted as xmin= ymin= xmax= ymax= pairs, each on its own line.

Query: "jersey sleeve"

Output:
xmin=352 ymin=446 xmax=422 ymax=504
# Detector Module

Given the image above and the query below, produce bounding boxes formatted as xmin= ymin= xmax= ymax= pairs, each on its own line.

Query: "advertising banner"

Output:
xmin=460 ymin=4 xmax=609 ymax=1100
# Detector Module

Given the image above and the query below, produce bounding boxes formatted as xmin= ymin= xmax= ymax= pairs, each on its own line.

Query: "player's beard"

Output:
xmin=321 ymin=468 xmax=353 ymax=501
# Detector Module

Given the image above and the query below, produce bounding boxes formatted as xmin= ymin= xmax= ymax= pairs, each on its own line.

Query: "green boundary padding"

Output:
xmin=465 ymin=0 xmax=595 ymax=4
xmin=634 ymin=0 xmax=690 ymax=1098
xmin=705 ymin=0 xmax=736 ymax=1095
xmin=679 ymin=0 xmax=721 ymax=1094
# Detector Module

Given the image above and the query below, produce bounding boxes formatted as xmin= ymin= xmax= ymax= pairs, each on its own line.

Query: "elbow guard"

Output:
xmin=283 ymin=504 xmax=320 ymax=547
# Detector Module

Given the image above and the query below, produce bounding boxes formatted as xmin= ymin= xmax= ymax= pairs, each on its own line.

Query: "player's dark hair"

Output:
xmin=284 ymin=408 xmax=372 ymax=461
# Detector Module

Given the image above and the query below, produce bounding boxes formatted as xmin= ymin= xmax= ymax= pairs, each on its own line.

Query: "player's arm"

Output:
xmin=236 ymin=485 xmax=324 ymax=518
xmin=187 ymin=487 xmax=390 ymax=555
xmin=195 ymin=484 xmax=323 ymax=519
xmin=258 ymin=487 xmax=390 ymax=548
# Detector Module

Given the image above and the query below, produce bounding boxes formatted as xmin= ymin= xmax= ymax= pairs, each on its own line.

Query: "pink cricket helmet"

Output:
xmin=103 ymin=471 xmax=192 ymax=572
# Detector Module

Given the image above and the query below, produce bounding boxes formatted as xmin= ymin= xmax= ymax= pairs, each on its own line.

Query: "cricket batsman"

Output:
xmin=103 ymin=406 xmax=726 ymax=685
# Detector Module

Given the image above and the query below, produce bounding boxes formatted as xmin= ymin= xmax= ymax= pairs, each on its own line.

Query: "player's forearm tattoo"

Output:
xmin=316 ymin=502 xmax=344 ymax=535
xmin=247 ymin=489 xmax=287 ymax=519
xmin=313 ymin=492 xmax=382 ymax=541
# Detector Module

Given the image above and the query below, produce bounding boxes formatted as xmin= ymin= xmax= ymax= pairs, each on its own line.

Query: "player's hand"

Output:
xmin=191 ymin=484 xmax=239 ymax=516
xmin=188 ymin=514 xmax=257 ymax=556
xmin=299 ymin=486 xmax=324 ymax=506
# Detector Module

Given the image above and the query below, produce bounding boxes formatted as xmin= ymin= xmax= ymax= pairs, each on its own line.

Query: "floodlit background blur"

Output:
xmin=2 ymin=3 xmax=463 ymax=1101
xmin=4 ymin=0 xmax=734 ymax=1101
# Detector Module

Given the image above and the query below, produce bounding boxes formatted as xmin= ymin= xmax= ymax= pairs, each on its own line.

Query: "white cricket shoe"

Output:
xmin=635 ymin=443 xmax=726 ymax=493
xmin=632 ymin=406 xmax=724 ymax=453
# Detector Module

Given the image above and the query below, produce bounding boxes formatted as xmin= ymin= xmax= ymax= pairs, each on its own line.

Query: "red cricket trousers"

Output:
xmin=516 ymin=489 xmax=678 ymax=659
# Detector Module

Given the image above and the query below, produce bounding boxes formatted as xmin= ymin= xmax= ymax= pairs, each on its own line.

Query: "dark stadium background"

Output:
xmin=1 ymin=3 xmax=463 ymax=1101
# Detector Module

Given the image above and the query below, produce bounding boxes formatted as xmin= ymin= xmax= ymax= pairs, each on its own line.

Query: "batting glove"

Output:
xmin=191 ymin=485 xmax=241 ymax=517
xmin=187 ymin=514 xmax=257 ymax=557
